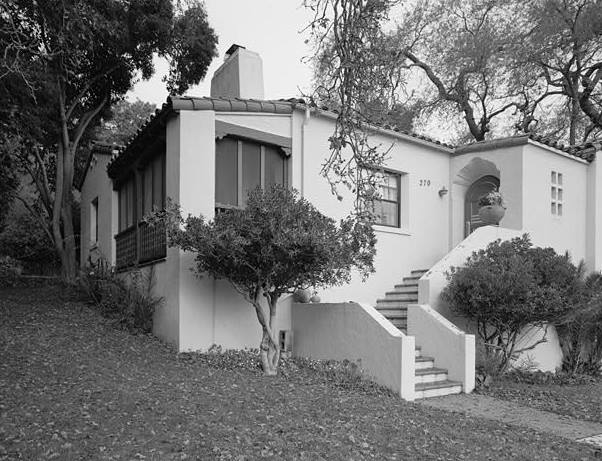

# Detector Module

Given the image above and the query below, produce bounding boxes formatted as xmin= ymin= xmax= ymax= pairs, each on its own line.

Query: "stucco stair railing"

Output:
xmin=376 ymin=269 xmax=465 ymax=398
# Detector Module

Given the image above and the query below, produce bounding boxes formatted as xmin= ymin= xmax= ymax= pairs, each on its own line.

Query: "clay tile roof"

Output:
xmin=106 ymin=95 xmax=600 ymax=180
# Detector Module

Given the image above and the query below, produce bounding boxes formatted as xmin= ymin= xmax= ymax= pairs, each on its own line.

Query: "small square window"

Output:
xmin=557 ymin=203 xmax=563 ymax=216
xmin=551 ymin=186 xmax=557 ymax=199
xmin=551 ymin=172 xmax=557 ymax=184
xmin=557 ymin=189 xmax=563 ymax=201
xmin=551 ymin=202 xmax=557 ymax=214
xmin=557 ymin=173 xmax=563 ymax=185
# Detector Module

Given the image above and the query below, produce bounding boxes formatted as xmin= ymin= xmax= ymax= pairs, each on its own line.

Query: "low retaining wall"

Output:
xmin=291 ymin=302 xmax=416 ymax=401
xmin=407 ymin=304 xmax=475 ymax=393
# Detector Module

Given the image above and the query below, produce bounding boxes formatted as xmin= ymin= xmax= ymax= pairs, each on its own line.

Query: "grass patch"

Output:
xmin=0 ymin=285 xmax=598 ymax=460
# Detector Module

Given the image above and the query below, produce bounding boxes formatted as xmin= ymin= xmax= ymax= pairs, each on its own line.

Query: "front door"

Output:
xmin=465 ymin=175 xmax=500 ymax=237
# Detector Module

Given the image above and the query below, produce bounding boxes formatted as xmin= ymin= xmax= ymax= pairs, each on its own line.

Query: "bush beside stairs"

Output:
xmin=376 ymin=269 xmax=463 ymax=399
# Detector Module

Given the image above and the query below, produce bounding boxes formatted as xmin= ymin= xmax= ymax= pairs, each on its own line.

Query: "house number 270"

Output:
xmin=419 ymin=179 xmax=431 ymax=186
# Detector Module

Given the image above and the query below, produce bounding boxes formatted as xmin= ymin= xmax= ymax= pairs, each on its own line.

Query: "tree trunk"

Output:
xmin=253 ymin=293 xmax=281 ymax=376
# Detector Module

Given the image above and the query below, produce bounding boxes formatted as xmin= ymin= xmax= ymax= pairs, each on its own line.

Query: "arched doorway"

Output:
xmin=465 ymin=175 xmax=500 ymax=236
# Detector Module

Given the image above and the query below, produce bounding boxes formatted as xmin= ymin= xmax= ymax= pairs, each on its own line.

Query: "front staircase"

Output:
xmin=376 ymin=269 xmax=463 ymax=399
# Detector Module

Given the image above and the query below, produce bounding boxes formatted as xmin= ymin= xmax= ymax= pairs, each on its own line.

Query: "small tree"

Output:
xmin=159 ymin=185 xmax=376 ymax=375
xmin=441 ymin=235 xmax=580 ymax=374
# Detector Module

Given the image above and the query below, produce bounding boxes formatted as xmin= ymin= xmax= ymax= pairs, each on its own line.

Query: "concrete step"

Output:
xmin=376 ymin=299 xmax=411 ymax=308
xmin=384 ymin=291 xmax=419 ymax=302
xmin=415 ymin=380 xmax=462 ymax=399
xmin=394 ymin=282 xmax=418 ymax=291
xmin=411 ymin=269 xmax=429 ymax=276
xmin=390 ymin=284 xmax=419 ymax=294
xmin=387 ymin=317 xmax=407 ymax=330
xmin=415 ymin=367 xmax=448 ymax=384
xmin=415 ymin=356 xmax=435 ymax=370
xmin=376 ymin=308 xmax=408 ymax=320
xmin=403 ymin=275 xmax=421 ymax=283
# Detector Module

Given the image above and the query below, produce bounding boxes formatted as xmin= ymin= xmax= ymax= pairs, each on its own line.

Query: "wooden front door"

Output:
xmin=465 ymin=175 xmax=500 ymax=237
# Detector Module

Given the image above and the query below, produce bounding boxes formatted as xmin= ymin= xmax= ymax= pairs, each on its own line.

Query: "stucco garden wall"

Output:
xmin=521 ymin=143 xmax=588 ymax=265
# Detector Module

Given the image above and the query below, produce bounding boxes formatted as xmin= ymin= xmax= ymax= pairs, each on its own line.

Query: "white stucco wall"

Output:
xmin=292 ymin=302 xmax=416 ymax=400
xmin=80 ymin=153 xmax=115 ymax=267
xmin=298 ymin=113 xmax=453 ymax=306
xmin=586 ymin=155 xmax=602 ymax=271
xmin=521 ymin=143 xmax=589 ymax=264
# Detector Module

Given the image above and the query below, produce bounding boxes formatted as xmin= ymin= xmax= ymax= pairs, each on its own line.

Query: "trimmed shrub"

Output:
xmin=441 ymin=234 xmax=581 ymax=375
xmin=79 ymin=261 xmax=163 ymax=334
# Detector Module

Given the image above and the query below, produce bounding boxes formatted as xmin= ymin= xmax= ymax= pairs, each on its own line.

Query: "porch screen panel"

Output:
xmin=125 ymin=179 xmax=135 ymax=228
xmin=119 ymin=187 xmax=127 ymax=231
xmin=242 ymin=141 xmax=261 ymax=205
xmin=143 ymin=167 xmax=153 ymax=216
xmin=216 ymin=138 xmax=238 ymax=206
xmin=152 ymin=154 xmax=165 ymax=210
xmin=264 ymin=145 xmax=286 ymax=188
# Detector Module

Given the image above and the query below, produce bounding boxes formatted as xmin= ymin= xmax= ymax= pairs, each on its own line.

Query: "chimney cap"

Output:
xmin=225 ymin=44 xmax=246 ymax=57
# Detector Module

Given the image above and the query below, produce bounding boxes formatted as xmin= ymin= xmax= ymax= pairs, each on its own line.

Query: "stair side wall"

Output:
xmin=407 ymin=304 xmax=475 ymax=393
xmin=292 ymin=302 xmax=416 ymax=401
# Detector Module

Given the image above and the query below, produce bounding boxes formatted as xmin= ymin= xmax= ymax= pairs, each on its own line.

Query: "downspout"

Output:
xmin=300 ymin=106 xmax=311 ymax=197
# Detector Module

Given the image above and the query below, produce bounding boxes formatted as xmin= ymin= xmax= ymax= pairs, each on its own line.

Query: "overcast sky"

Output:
xmin=128 ymin=0 xmax=315 ymax=106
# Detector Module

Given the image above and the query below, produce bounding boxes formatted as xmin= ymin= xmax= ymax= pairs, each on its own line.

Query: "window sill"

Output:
xmin=374 ymin=225 xmax=411 ymax=236
xmin=116 ymin=257 xmax=166 ymax=273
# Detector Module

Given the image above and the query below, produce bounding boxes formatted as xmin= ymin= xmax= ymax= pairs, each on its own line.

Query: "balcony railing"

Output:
xmin=115 ymin=221 xmax=166 ymax=270
xmin=139 ymin=221 xmax=167 ymax=264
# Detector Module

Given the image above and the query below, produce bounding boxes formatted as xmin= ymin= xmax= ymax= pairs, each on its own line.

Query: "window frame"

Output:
xmin=90 ymin=197 xmax=99 ymax=245
xmin=215 ymin=136 xmax=290 ymax=210
xmin=551 ymin=170 xmax=564 ymax=217
xmin=372 ymin=168 xmax=402 ymax=229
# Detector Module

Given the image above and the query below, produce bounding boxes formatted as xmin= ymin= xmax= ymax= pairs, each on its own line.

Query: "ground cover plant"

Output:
xmin=441 ymin=234 xmax=581 ymax=375
xmin=78 ymin=262 xmax=162 ymax=334
xmin=478 ymin=370 xmax=602 ymax=425
xmin=150 ymin=185 xmax=376 ymax=375
xmin=0 ymin=285 xmax=598 ymax=460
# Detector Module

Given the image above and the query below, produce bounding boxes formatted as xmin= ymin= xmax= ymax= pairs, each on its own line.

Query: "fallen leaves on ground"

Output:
xmin=0 ymin=286 xmax=597 ymax=460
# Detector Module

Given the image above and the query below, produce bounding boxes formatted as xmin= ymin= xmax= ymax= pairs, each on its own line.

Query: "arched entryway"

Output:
xmin=465 ymin=175 xmax=500 ymax=236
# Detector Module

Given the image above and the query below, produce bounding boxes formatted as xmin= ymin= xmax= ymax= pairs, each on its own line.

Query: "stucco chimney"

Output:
xmin=210 ymin=44 xmax=264 ymax=100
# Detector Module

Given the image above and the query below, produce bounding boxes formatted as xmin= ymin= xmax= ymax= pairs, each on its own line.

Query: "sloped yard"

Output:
xmin=0 ymin=286 xmax=598 ymax=460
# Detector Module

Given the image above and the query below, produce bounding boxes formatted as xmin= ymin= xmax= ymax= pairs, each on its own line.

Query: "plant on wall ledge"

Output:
xmin=477 ymin=190 xmax=505 ymax=208
xmin=477 ymin=189 xmax=506 ymax=225
xmin=149 ymin=185 xmax=376 ymax=376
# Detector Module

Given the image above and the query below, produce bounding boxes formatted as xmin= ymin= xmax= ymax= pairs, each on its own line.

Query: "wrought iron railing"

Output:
xmin=139 ymin=221 xmax=167 ymax=264
xmin=115 ymin=222 xmax=166 ymax=270
xmin=115 ymin=227 xmax=137 ymax=269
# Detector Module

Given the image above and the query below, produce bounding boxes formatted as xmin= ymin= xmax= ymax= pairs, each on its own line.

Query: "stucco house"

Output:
xmin=80 ymin=45 xmax=602 ymax=400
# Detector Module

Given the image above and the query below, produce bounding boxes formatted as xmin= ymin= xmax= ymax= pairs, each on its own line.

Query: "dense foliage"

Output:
xmin=0 ymin=0 xmax=218 ymax=281
xmin=442 ymin=235 xmax=581 ymax=374
xmin=79 ymin=262 xmax=163 ymax=334
xmin=154 ymin=185 xmax=376 ymax=375
xmin=556 ymin=272 xmax=602 ymax=375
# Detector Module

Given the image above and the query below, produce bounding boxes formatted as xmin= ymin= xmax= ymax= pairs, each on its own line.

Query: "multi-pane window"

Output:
xmin=118 ymin=176 xmax=136 ymax=232
xmin=374 ymin=171 xmax=401 ymax=227
xmin=215 ymin=137 xmax=288 ymax=208
xmin=551 ymin=171 xmax=563 ymax=216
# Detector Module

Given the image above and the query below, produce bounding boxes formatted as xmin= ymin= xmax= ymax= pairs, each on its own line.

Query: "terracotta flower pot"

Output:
xmin=293 ymin=289 xmax=311 ymax=303
xmin=478 ymin=204 xmax=506 ymax=225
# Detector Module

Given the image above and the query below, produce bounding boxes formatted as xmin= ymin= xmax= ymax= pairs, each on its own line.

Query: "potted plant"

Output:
xmin=477 ymin=189 xmax=506 ymax=225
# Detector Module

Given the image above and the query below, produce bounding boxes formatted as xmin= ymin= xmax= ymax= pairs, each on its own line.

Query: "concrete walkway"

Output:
xmin=419 ymin=393 xmax=602 ymax=449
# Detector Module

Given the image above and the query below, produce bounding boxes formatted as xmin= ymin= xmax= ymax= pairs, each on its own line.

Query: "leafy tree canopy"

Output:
xmin=0 ymin=0 xmax=218 ymax=281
